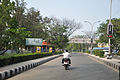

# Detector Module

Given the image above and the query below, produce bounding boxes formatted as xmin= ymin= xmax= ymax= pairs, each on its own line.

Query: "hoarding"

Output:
xmin=26 ymin=38 xmax=43 ymax=46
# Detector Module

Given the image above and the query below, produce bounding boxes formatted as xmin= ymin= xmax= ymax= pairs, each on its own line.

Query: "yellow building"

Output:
xmin=98 ymin=43 xmax=109 ymax=48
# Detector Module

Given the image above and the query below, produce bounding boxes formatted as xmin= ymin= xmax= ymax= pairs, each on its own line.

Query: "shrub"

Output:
xmin=93 ymin=50 xmax=104 ymax=57
xmin=0 ymin=52 xmax=61 ymax=67
xmin=85 ymin=50 xmax=90 ymax=54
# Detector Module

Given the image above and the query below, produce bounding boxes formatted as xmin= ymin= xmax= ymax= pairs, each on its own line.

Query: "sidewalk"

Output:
xmin=84 ymin=53 xmax=120 ymax=71
xmin=84 ymin=53 xmax=120 ymax=62
xmin=90 ymin=54 xmax=120 ymax=64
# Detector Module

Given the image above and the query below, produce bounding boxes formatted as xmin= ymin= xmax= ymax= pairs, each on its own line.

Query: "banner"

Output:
xmin=49 ymin=47 xmax=52 ymax=52
xmin=36 ymin=47 xmax=41 ymax=53
xmin=26 ymin=38 xmax=43 ymax=46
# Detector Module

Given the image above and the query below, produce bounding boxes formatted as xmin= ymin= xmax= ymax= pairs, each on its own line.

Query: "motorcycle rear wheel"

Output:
xmin=65 ymin=65 xmax=68 ymax=70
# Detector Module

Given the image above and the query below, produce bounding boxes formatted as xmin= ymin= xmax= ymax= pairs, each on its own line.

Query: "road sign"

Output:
xmin=26 ymin=38 xmax=43 ymax=46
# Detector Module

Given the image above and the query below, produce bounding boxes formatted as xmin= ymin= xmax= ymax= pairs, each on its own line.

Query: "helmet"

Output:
xmin=66 ymin=50 xmax=68 ymax=52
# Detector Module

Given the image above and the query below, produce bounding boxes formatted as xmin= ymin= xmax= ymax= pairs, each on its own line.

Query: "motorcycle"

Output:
xmin=63 ymin=58 xmax=70 ymax=70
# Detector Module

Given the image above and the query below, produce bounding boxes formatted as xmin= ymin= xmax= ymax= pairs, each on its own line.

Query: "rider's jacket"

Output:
xmin=62 ymin=52 xmax=71 ymax=58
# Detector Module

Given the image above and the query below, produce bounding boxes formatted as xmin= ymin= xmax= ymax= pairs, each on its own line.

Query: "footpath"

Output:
xmin=84 ymin=53 xmax=120 ymax=72
xmin=0 ymin=54 xmax=61 ymax=80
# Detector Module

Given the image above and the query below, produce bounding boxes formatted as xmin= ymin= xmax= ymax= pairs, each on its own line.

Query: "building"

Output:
xmin=36 ymin=40 xmax=55 ymax=53
xmin=69 ymin=37 xmax=97 ymax=44
xmin=97 ymin=43 xmax=109 ymax=48
xmin=26 ymin=38 xmax=55 ymax=53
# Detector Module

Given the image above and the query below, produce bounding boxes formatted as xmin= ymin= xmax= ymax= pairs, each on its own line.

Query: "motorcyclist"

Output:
xmin=62 ymin=50 xmax=71 ymax=65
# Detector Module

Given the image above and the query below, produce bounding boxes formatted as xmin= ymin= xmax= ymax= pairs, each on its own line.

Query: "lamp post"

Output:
xmin=108 ymin=0 xmax=113 ymax=55
xmin=84 ymin=21 xmax=100 ymax=54
xmin=82 ymin=31 xmax=90 ymax=51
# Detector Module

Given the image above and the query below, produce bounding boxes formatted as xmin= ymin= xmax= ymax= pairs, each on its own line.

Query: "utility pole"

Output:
xmin=107 ymin=0 xmax=113 ymax=55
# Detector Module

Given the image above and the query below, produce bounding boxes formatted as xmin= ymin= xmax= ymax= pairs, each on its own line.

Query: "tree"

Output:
xmin=47 ymin=17 xmax=82 ymax=49
xmin=14 ymin=0 xmax=26 ymax=27
xmin=48 ymin=22 xmax=69 ymax=49
xmin=0 ymin=0 xmax=31 ymax=54
xmin=62 ymin=18 xmax=82 ymax=37
xmin=0 ymin=0 xmax=15 ymax=53
xmin=0 ymin=0 xmax=82 ymax=53
xmin=97 ymin=18 xmax=120 ymax=50
xmin=24 ymin=7 xmax=43 ymax=37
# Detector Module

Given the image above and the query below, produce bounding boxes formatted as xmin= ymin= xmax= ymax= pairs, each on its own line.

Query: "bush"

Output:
xmin=85 ymin=50 xmax=90 ymax=54
xmin=93 ymin=50 xmax=104 ymax=57
xmin=54 ymin=51 xmax=63 ymax=54
xmin=0 ymin=52 xmax=62 ymax=67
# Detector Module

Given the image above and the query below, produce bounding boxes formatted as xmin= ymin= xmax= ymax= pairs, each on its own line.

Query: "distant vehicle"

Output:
xmin=106 ymin=54 xmax=112 ymax=59
xmin=92 ymin=47 xmax=113 ymax=59
xmin=112 ymin=49 xmax=119 ymax=54
xmin=103 ymin=50 xmax=109 ymax=57
xmin=103 ymin=50 xmax=112 ymax=59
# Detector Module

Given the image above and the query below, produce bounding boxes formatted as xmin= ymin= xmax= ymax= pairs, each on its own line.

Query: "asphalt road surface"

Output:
xmin=8 ymin=53 xmax=119 ymax=80
xmin=113 ymin=55 xmax=120 ymax=60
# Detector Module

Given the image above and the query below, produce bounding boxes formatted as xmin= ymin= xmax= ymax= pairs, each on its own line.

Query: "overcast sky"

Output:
xmin=25 ymin=0 xmax=120 ymax=37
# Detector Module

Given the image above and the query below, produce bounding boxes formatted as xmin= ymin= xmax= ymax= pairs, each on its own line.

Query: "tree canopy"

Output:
xmin=97 ymin=18 xmax=120 ymax=50
xmin=0 ymin=0 xmax=82 ymax=54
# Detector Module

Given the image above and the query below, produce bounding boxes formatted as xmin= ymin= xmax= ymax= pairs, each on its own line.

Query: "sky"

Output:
xmin=24 ymin=0 xmax=120 ymax=37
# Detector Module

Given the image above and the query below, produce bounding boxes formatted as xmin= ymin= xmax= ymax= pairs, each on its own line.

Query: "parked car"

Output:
xmin=112 ymin=49 xmax=119 ymax=54
xmin=106 ymin=54 xmax=112 ymax=59
xmin=103 ymin=50 xmax=112 ymax=59
xmin=103 ymin=50 xmax=109 ymax=57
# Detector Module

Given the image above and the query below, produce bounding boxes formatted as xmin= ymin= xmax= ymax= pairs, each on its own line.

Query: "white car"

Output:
xmin=103 ymin=50 xmax=112 ymax=59
xmin=103 ymin=50 xmax=109 ymax=57
xmin=106 ymin=54 xmax=112 ymax=59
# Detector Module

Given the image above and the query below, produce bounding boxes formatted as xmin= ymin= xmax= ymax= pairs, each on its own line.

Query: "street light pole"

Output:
xmin=84 ymin=21 xmax=100 ymax=54
xmin=108 ymin=0 xmax=112 ymax=55
xmin=109 ymin=0 xmax=112 ymax=24
xmin=82 ymin=31 xmax=90 ymax=51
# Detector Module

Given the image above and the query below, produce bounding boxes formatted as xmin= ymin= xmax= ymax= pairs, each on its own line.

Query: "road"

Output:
xmin=8 ymin=53 xmax=119 ymax=80
xmin=113 ymin=55 xmax=120 ymax=60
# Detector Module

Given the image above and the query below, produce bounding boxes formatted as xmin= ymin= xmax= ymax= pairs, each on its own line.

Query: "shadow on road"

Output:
xmin=69 ymin=67 xmax=79 ymax=70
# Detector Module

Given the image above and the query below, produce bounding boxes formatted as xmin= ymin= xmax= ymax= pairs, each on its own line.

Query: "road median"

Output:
xmin=0 ymin=54 xmax=61 ymax=80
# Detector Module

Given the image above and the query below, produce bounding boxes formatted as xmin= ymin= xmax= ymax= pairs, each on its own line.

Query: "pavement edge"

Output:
xmin=0 ymin=54 xmax=61 ymax=80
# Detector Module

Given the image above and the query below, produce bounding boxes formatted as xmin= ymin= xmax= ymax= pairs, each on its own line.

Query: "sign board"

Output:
xmin=26 ymin=38 xmax=43 ymax=46
xmin=36 ymin=47 xmax=41 ymax=53
xmin=49 ymin=47 xmax=52 ymax=52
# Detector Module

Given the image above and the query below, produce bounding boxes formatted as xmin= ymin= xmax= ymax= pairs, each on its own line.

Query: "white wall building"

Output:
xmin=69 ymin=37 xmax=98 ymax=44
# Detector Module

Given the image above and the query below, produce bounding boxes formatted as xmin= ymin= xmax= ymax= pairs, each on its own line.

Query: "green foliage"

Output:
xmin=49 ymin=22 xmax=69 ymax=49
xmin=54 ymin=51 xmax=63 ymax=54
xmin=0 ymin=0 xmax=82 ymax=54
xmin=0 ymin=52 xmax=61 ymax=67
xmin=97 ymin=18 xmax=120 ymax=50
xmin=93 ymin=50 xmax=104 ymax=57
xmin=0 ymin=0 xmax=31 ymax=52
xmin=85 ymin=50 xmax=90 ymax=54
xmin=66 ymin=43 xmax=90 ymax=52
xmin=0 ymin=0 xmax=15 ymax=50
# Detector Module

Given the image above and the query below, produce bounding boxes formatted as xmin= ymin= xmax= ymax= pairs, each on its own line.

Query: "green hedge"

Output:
xmin=85 ymin=50 xmax=90 ymax=54
xmin=0 ymin=52 xmax=62 ymax=67
xmin=93 ymin=50 xmax=104 ymax=57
